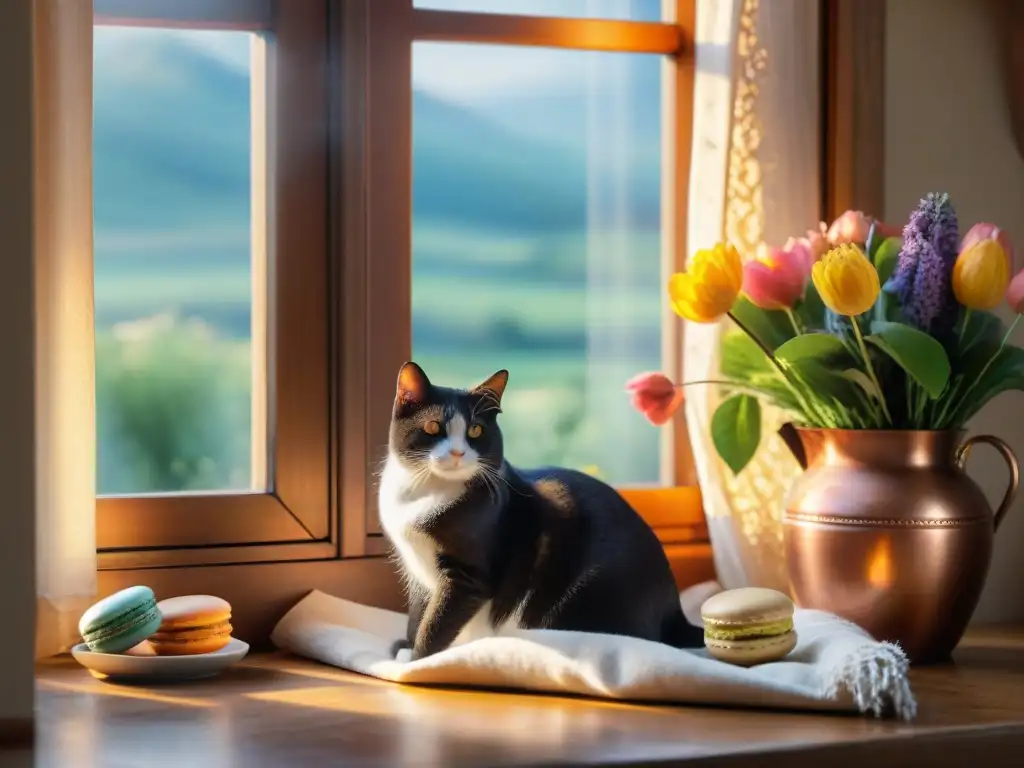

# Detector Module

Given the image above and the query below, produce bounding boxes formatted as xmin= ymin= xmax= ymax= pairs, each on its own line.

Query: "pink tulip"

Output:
xmin=786 ymin=222 xmax=830 ymax=263
xmin=827 ymin=210 xmax=872 ymax=245
xmin=625 ymin=372 xmax=683 ymax=426
xmin=826 ymin=210 xmax=900 ymax=246
xmin=962 ymin=223 xmax=1014 ymax=273
xmin=742 ymin=243 xmax=811 ymax=310
xmin=1007 ymin=268 xmax=1024 ymax=313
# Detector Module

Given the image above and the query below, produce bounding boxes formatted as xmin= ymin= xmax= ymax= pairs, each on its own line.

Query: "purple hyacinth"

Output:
xmin=884 ymin=192 xmax=959 ymax=334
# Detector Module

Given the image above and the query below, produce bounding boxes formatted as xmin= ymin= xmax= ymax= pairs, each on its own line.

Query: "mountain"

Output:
xmin=93 ymin=36 xmax=251 ymax=234
xmin=92 ymin=33 xmax=661 ymax=343
xmin=94 ymin=34 xmax=660 ymax=244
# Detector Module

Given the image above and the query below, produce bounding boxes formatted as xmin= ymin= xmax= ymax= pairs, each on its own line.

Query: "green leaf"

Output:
xmin=795 ymin=282 xmax=826 ymax=330
xmin=774 ymin=333 xmax=851 ymax=365
xmin=951 ymin=346 xmax=1024 ymax=424
xmin=873 ymin=237 xmax=902 ymax=286
xmin=866 ymin=321 xmax=951 ymax=398
xmin=841 ymin=368 xmax=883 ymax=403
xmin=712 ymin=394 xmax=762 ymax=475
xmin=787 ymin=360 xmax=875 ymax=426
xmin=873 ymin=238 xmax=907 ymax=327
xmin=874 ymin=287 xmax=907 ymax=325
xmin=721 ymin=329 xmax=774 ymax=375
xmin=720 ymin=331 xmax=802 ymax=413
xmin=775 ymin=334 xmax=866 ymax=420
xmin=729 ymin=296 xmax=794 ymax=352
xmin=957 ymin=311 xmax=1006 ymax=359
xmin=769 ymin=333 xmax=877 ymax=425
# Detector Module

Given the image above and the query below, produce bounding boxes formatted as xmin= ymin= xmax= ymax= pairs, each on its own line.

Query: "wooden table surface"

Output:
xmin=11 ymin=626 xmax=1024 ymax=767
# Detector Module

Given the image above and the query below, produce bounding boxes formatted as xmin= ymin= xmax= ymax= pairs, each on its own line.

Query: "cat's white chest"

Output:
xmin=378 ymin=455 xmax=522 ymax=645
xmin=378 ymin=458 xmax=464 ymax=592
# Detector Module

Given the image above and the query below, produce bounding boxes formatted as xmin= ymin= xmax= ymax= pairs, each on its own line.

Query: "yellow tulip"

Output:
xmin=811 ymin=243 xmax=880 ymax=316
xmin=952 ymin=239 xmax=1011 ymax=310
xmin=668 ymin=242 xmax=743 ymax=323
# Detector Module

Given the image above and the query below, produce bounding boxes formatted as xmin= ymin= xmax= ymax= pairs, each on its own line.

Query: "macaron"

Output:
xmin=124 ymin=640 xmax=157 ymax=657
xmin=79 ymin=586 xmax=163 ymax=654
xmin=151 ymin=595 xmax=233 ymax=655
xmin=701 ymin=587 xmax=797 ymax=666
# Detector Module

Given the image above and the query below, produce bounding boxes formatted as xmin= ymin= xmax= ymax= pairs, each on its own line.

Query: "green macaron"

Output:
xmin=79 ymin=586 xmax=163 ymax=654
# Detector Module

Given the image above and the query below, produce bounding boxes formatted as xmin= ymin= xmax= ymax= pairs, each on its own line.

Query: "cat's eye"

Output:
xmin=424 ymin=420 xmax=441 ymax=435
xmin=467 ymin=423 xmax=484 ymax=439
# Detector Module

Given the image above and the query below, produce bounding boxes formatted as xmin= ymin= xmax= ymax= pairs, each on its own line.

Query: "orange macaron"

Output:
xmin=151 ymin=595 xmax=233 ymax=656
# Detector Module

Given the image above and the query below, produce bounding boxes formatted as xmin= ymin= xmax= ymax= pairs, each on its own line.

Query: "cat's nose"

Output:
xmin=449 ymin=449 xmax=465 ymax=459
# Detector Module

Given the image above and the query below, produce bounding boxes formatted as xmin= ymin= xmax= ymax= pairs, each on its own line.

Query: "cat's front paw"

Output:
xmin=394 ymin=647 xmax=414 ymax=664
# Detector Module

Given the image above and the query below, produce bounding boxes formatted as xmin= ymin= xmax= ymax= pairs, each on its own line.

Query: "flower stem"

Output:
xmin=726 ymin=311 xmax=818 ymax=423
xmin=727 ymin=311 xmax=775 ymax=361
xmin=933 ymin=375 xmax=963 ymax=430
xmin=958 ymin=308 xmax=973 ymax=346
xmin=1002 ymin=313 xmax=1020 ymax=346
xmin=784 ymin=307 xmax=803 ymax=336
xmin=851 ymin=319 xmax=893 ymax=425
xmin=676 ymin=379 xmax=782 ymax=401
xmin=971 ymin=313 xmax=1021 ymax=384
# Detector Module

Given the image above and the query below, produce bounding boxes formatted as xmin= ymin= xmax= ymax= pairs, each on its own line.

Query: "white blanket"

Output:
xmin=270 ymin=585 xmax=916 ymax=721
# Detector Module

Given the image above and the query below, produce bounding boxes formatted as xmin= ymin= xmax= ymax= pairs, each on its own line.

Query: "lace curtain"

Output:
xmin=34 ymin=0 xmax=97 ymax=658
xmin=684 ymin=0 xmax=821 ymax=592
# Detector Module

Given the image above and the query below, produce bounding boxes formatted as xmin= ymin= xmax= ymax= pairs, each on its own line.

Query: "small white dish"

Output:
xmin=71 ymin=637 xmax=250 ymax=682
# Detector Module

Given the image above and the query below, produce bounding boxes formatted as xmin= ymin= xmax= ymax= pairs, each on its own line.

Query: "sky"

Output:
xmin=93 ymin=25 xmax=601 ymax=105
xmin=94 ymin=0 xmax=663 ymax=108
xmin=94 ymin=26 xmax=252 ymax=84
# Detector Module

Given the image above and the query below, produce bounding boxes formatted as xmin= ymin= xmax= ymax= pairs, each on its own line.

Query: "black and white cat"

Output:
xmin=379 ymin=361 xmax=702 ymax=661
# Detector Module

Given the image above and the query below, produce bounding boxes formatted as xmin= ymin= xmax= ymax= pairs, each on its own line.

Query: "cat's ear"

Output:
xmin=396 ymin=362 xmax=431 ymax=407
xmin=471 ymin=369 xmax=509 ymax=403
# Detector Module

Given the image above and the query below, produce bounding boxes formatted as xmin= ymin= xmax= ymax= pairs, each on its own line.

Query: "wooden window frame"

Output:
xmin=91 ymin=0 xmax=729 ymax=639
xmin=94 ymin=0 xmax=335 ymax=568
xmin=354 ymin=0 xmax=707 ymax=555
xmin=822 ymin=0 xmax=886 ymax=220
xmin=94 ymin=0 xmax=707 ymax=570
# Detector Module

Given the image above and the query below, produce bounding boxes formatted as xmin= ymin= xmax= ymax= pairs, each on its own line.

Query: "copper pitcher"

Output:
xmin=781 ymin=427 xmax=1019 ymax=665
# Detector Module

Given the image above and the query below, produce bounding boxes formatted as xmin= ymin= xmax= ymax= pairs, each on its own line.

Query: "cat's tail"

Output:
xmin=661 ymin=608 xmax=705 ymax=649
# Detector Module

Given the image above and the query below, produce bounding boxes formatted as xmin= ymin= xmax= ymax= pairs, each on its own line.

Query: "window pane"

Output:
xmin=412 ymin=43 xmax=663 ymax=485
xmin=93 ymin=27 xmax=264 ymax=495
xmin=414 ymin=0 xmax=661 ymax=21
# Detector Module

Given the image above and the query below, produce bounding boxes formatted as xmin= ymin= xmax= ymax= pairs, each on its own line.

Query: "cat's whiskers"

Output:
xmin=476 ymin=463 xmax=514 ymax=503
xmin=372 ymin=448 xmax=393 ymax=479
xmin=470 ymin=390 xmax=502 ymax=422
xmin=476 ymin=467 xmax=501 ymax=506
xmin=406 ymin=459 xmax=435 ymax=491
xmin=481 ymin=461 xmax=527 ymax=497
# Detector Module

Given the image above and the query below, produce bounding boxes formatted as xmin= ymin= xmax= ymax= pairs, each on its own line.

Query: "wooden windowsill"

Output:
xmin=621 ymin=486 xmax=716 ymax=589
xmin=95 ymin=486 xmax=714 ymax=648
xmin=25 ymin=625 xmax=1024 ymax=766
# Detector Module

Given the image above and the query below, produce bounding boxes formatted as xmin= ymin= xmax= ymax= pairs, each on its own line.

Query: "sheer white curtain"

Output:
xmin=684 ymin=0 xmax=821 ymax=592
xmin=34 ymin=0 xmax=97 ymax=658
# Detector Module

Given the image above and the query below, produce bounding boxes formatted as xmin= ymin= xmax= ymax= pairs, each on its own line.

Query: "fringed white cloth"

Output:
xmin=271 ymin=588 xmax=916 ymax=721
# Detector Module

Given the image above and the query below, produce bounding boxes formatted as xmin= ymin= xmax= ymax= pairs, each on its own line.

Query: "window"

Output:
xmin=94 ymin=0 xmax=333 ymax=567
xmin=92 ymin=0 xmax=705 ymax=574
xmin=411 ymin=43 xmax=663 ymax=485
xmin=94 ymin=25 xmax=261 ymax=496
xmin=357 ymin=0 xmax=702 ymax=544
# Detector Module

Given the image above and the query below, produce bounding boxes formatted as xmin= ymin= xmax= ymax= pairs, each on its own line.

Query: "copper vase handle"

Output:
xmin=956 ymin=435 xmax=1020 ymax=531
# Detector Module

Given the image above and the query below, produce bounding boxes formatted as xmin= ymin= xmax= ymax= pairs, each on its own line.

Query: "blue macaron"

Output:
xmin=79 ymin=586 xmax=163 ymax=654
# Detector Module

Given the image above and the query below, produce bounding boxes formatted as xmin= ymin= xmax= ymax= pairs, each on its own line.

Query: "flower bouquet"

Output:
xmin=626 ymin=194 xmax=1024 ymax=663
xmin=627 ymin=194 xmax=1024 ymax=474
